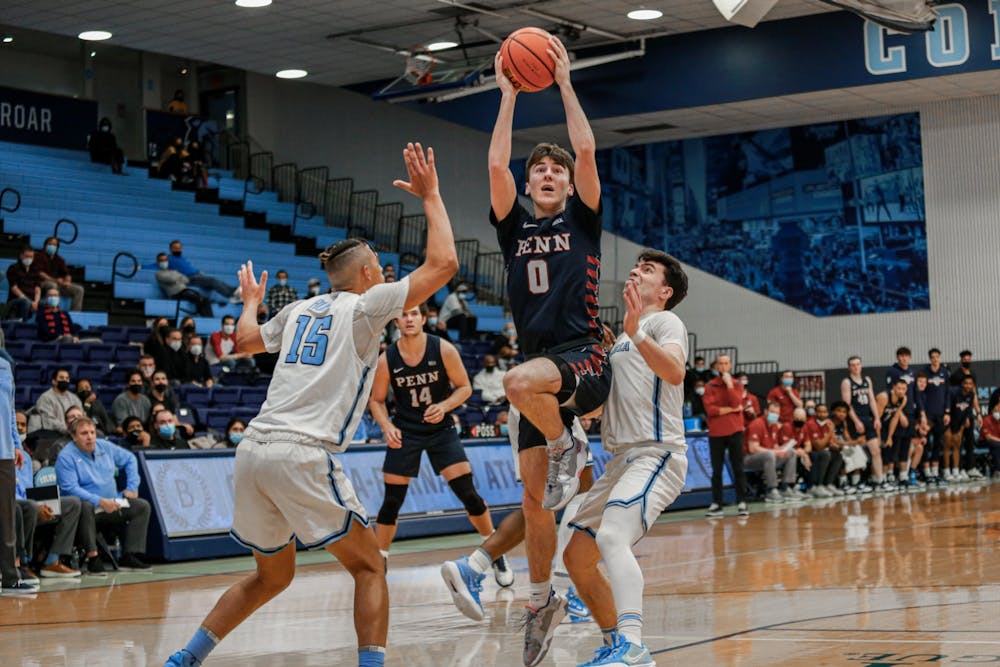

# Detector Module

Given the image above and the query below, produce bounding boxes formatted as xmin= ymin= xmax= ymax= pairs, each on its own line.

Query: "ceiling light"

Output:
xmin=78 ymin=30 xmax=112 ymax=41
xmin=427 ymin=41 xmax=458 ymax=52
xmin=180 ymin=67 xmax=189 ymax=75
xmin=235 ymin=0 xmax=272 ymax=6
xmin=627 ymin=9 xmax=663 ymax=20
xmin=89 ymin=50 xmax=97 ymax=57
xmin=1 ymin=35 xmax=13 ymax=44
xmin=275 ymin=69 xmax=307 ymax=79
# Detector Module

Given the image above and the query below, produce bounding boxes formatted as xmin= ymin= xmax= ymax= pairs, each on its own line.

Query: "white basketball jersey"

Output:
xmin=601 ymin=310 xmax=688 ymax=454
xmin=246 ymin=278 xmax=409 ymax=452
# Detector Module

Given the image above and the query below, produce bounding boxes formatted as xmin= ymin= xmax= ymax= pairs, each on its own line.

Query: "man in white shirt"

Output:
xmin=472 ymin=355 xmax=507 ymax=405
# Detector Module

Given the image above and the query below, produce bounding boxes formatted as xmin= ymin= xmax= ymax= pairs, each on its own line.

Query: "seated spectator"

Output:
xmin=14 ymin=441 xmax=82 ymax=579
xmin=767 ymin=370 xmax=803 ymax=423
xmin=179 ymin=316 xmax=197 ymax=348
xmin=218 ymin=418 xmax=246 ymax=448
xmin=186 ymin=140 xmax=208 ymax=189
xmin=157 ymin=328 xmax=188 ymax=381
xmin=35 ymin=283 xmax=79 ymax=343
xmin=168 ymin=240 xmax=240 ymax=303
xmin=777 ymin=407 xmax=811 ymax=499
xmin=690 ymin=379 xmax=707 ymax=424
xmin=150 ymin=402 xmax=194 ymax=440
xmin=30 ymin=368 xmax=83 ymax=435
xmin=158 ymin=136 xmax=187 ymax=181
xmin=423 ymin=305 xmax=452 ymax=342
xmin=147 ymin=371 xmax=180 ymax=413
xmin=306 ymin=277 xmax=323 ymax=298
xmin=266 ymin=270 xmax=298 ymax=316
xmin=138 ymin=355 xmax=158 ymax=387
xmin=166 ymin=89 xmax=187 ymax=114
xmin=55 ymin=417 xmax=151 ymax=572
xmin=154 ymin=253 xmax=214 ymax=317
xmin=806 ymin=404 xmax=841 ymax=496
xmin=87 ymin=117 xmax=124 ymax=174
xmin=33 ymin=237 xmax=84 ymax=312
xmin=684 ymin=356 xmax=711 ymax=400
xmin=120 ymin=416 xmax=152 ymax=451
xmin=473 ymin=355 xmax=507 ymax=405
xmin=30 ymin=405 xmax=88 ymax=468
xmin=494 ymin=410 xmax=509 ymax=437
xmin=76 ymin=378 xmax=113 ymax=435
xmin=149 ymin=409 xmax=187 ymax=449
xmin=830 ymin=400 xmax=871 ymax=493
xmin=210 ymin=315 xmax=255 ymax=371
xmin=804 ymin=398 xmax=818 ymax=419
xmin=737 ymin=372 xmax=761 ymax=427
xmin=383 ymin=264 xmax=396 ymax=282
xmin=112 ymin=372 xmax=152 ymax=432
xmin=5 ymin=245 xmax=41 ymax=321
xmin=492 ymin=321 xmax=519 ymax=369
xmin=980 ymin=394 xmax=1000 ymax=480
xmin=439 ymin=283 xmax=477 ymax=338
xmin=144 ymin=317 xmax=170 ymax=360
xmin=744 ymin=400 xmax=787 ymax=503
xmin=183 ymin=335 xmax=214 ymax=387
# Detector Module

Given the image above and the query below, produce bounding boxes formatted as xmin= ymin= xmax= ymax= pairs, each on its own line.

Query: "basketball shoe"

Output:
xmin=441 ymin=557 xmax=486 ymax=621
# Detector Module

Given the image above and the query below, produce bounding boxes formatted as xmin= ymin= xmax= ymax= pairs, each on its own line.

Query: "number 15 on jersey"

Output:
xmin=285 ymin=314 xmax=332 ymax=365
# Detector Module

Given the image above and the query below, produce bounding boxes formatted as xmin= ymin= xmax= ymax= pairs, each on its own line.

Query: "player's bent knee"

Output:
xmin=448 ymin=473 xmax=487 ymax=516
xmin=563 ymin=531 xmax=599 ymax=574
xmin=376 ymin=483 xmax=409 ymax=526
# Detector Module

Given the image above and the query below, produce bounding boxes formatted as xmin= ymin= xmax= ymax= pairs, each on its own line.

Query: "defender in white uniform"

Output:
xmin=165 ymin=143 xmax=459 ymax=667
xmin=563 ymin=250 xmax=690 ymax=667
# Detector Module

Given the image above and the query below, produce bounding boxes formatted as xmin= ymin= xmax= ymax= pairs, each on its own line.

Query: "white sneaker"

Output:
xmin=705 ymin=503 xmax=724 ymax=518
xmin=967 ymin=469 xmax=984 ymax=480
xmin=737 ymin=501 xmax=749 ymax=516
xmin=492 ymin=555 xmax=514 ymax=588
xmin=764 ymin=488 xmax=784 ymax=503
xmin=541 ymin=434 xmax=589 ymax=511
xmin=957 ymin=470 xmax=970 ymax=482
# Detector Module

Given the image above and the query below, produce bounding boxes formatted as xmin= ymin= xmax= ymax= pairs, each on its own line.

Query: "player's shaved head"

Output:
xmin=321 ymin=238 xmax=378 ymax=292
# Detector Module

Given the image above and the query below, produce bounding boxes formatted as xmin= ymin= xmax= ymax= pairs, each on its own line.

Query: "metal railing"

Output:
xmin=272 ymin=163 xmax=297 ymax=203
xmin=455 ymin=239 xmax=479 ymax=285
xmin=696 ymin=346 xmax=738 ymax=368
xmin=53 ymin=218 xmax=78 ymax=245
xmin=0 ymin=187 xmax=21 ymax=213
xmin=397 ymin=214 xmax=427 ymax=264
xmin=348 ymin=190 xmax=378 ymax=239
xmin=221 ymin=134 xmax=250 ymax=179
xmin=324 ymin=178 xmax=353 ymax=228
xmin=298 ymin=167 xmax=328 ymax=226
xmin=249 ymin=152 xmax=273 ymax=191
xmin=598 ymin=306 xmax=620 ymax=333
xmin=292 ymin=202 xmax=317 ymax=237
xmin=110 ymin=251 xmax=139 ymax=315
xmin=735 ymin=360 xmax=779 ymax=376
xmin=373 ymin=202 xmax=402 ymax=252
xmin=473 ymin=251 xmax=506 ymax=306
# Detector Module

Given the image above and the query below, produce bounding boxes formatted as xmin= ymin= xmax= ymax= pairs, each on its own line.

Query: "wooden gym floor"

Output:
xmin=3 ymin=481 xmax=998 ymax=666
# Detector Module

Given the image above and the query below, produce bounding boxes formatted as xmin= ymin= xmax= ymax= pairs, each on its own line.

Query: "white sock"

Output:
xmin=467 ymin=547 xmax=492 ymax=575
xmin=528 ymin=580 xmax=552 ymax=609
xmin=931 ymin=463 xmax=939 ymax=476
xmin=553 ymin=493 xmax=586 ymax=578
xmin=617 ymin=612 xmax=643 ymax=646
xmin=545 ymin=427 xmax=572 ymax=455
xmin=851 ymin=473 xmax=861 ymax=485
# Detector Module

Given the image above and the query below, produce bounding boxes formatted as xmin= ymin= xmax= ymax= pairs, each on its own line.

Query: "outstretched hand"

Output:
xmin=546 ymin=36 xmax=571 ymax=88
xmin=494 ymin=51 xmax=518 ymax=96
xmin=622 ymin=280 xmax=642 ymax=338
xmin=238 ymin=261 xmax=267 ymax=306
xmin=392 ymin=142 xmax=439 ymax=200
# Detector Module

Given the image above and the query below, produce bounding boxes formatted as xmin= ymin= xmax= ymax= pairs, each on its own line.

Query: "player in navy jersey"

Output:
xmin=841 ymin=356 xmax=888 ymax=491
xmin=484 ymin=35 xmax=612 ymax=666
xmin=368 ymin=304 xmax=497 ymax=559
xmin=921 ymin=348 xmax=951 ymax=484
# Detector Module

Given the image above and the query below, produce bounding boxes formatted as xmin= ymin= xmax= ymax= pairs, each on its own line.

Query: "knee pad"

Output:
xmin=376 ymin=483 xmax=409 ymax=526
xmin=543 ymin=354 xmax=579 ymax=405
xmin=448 ymin=473 xmax=487 ymax=517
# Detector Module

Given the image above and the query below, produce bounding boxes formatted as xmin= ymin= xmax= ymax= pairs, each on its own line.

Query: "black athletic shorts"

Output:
xmin=859 ymin=416 xmax=879 ymax=441
xmin=382 ymin=428 xmax=468 ymax=478
xmin=517 ymin=340 xmax=611 ymax=452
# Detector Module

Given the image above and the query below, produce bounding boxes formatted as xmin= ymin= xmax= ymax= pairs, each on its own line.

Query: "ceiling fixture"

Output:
xmin=1 ymin=35 xmax=13 ymax=44
xmin=427 ymin=41 xmax=458 ymax=52
xmin=627 ymin=8 xmax=663 ymax=20
xmin=235 ymin=0 xmax=272 ymax=6
xmin=275 ymin=69 xmax=307 ymax=79
xmin=89 ymin=50 xmax=97 ymax=57
xmin=78 ymin=30 xmax=112 ymax=41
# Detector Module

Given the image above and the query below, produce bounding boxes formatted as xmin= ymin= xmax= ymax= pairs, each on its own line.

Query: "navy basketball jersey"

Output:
xmin=880 ymin=394 xmax=904 ymax=437
xmin=386 ymin=336 xmax=453 ymax=435
xmin=491 ymin=195 xmax=602 ymax=355
xmin=849 ymin=376 xmax=873 ymax=419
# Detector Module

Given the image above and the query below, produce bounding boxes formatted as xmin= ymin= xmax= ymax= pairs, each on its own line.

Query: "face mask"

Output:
xmin=806 ymin=407 xmax=816 ymax=416
xmin=128 ymin=383 xmax=144 ymax=394
xmin=158 ymin=423 xmax=176 ymax=438
xmin=21 ymin=257 xmax=32 ymax=267
xmin=229 ymin=432 xmax=244 ymax=445
xmin=308 ymin=287 xmax=320 ymax=296
xmin=816 ymin=418 xmax=828 ymax=425
xmin=993 ymin=412 xmax=1000 ymax=420
xmin=459 ymin=292 xmax=470 ymax=300
xmin=793 ymin=419 xmax=805 ymax=428
xmin=961 ymin=361 xmax=971 ymax=369
xmin=766 ymin=412 xmax=779 ymax=424
xmin=257 ymin=313 xmax=268 ymax=325
xmin=171 ymin=250 xmax=182 ymax=257
xmin=182 ymin=324 xmax=195 ymax=334
xmin=154 ymin=383 xmax=168 ymax=393
xmin=140 ymin=366 xmax=154 ymax=377
xmin=499 ymin=423 xmax=509 ymax=436
xmin=157 ymin=261 xmax=168 ymax=270
xmin=427 ymin=317 xmax=438 ymax=327
xmin=100 ymin=125 xmax=111 ymax=132
xmin=694 ymin=365 xmax=704 ymax=371
xmin=485 ymin=366 xmax=496 ymax=373
xmin=504 ymin=328 xmax=515 ymax=337
xmin=223 ymin=324 xmax=236 ymax=335
xmin=782 ymin=377 xmax=795 ymax=387
xmin=128 ymin=429 xmax=143 ymax=441
xmin=45 ymin=244 xmax=57 ymax=256
xmin=739 ymin=378 xmax=749 ymax=386
xmin=56 ymin=380 xmax=70 ymax=392
xmin=695 ymin=387 xmax=705 ymax=396
xmin=190 ymin=344 xmax=203 ymax=357
xmin=168 ymin=340 xmax=182 ymax=351
xmin=77 ymin=390 xmax=91 ymax=401
xmin=711 ymin=369 xmax=720 ymax=377
xmin=158 ymin=325 xmax=171 ymax=338
xmin=277 ymin=279 xmax=287 ymax=287
xmin=46 ymin=296 xmax=60 ymax=308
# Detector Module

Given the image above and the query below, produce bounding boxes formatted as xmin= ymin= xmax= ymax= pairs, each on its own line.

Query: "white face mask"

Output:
xmin=223 ymin=324 xmax=236 ymax=335
xmin=695 ymin=387 xmax=705 ymax=396
xmin=168 ymin=340 xmax=182 ymax=351
xmin=190 ymin=344 xmax=203 ymax=356
xmin=994 ymin=412 xmax=1000 ymax=421
xmin=21 ymin=257 xmax=32 ymax=267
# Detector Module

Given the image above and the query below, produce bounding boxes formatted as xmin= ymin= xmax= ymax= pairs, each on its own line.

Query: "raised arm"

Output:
xmin=392 ymin=143 xmax=459 ymax=311
xmin=621 ymin=282 xmax=684 ymax=386
xmin=549 ymin=37 xmax=599 ymax=211
xmin=489 ymin=51 xmax=519 ymax=220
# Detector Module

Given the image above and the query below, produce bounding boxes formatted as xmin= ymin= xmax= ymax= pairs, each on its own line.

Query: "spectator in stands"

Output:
xmin=767 ymin=370 xmax=803 ymax=423
xmin=144 ymin=317 xmax=170 ymax=361
xmin=210 ymin=315 xmax=255 ymax=372
xmin=55 ymin=417 xmax=151 ymax=572
xmin=439 ymin=283 xmax=477 ymax=338
xmin=156 ymin=328 xmax=187 ymax=381
xmin=494 ymin=410 xmax=509 ymax=437
xmin=149 ymin=409 xmax=187 ymax=449
xmin=219 ymin=418 xmax=246 ymax=448
xmin=183 ymin=336 xmax=214 ymax=387
xmin=492 ymin=321 xmax=519 ymax=369
xmin=158 ymin=137 xmax=187 ymax=181
xmin=950 ymin=349 xmax=976 ymax=387
xmin=266 ymin=270 xmax=298 ymax=317
xmin=307 ymin=277 xmax=323 ymax=297
xmin=87 ymin=117 xmax=124 ymax=174
xmin=137 ymin=354 xmax=158 ymax=388
xmin=35 ymin=283 xmax=78 ymax=343
xmin=112 ymin=371 xmax=152 ymax=432
xmin=738 ymin=372 xmax=761 ymax=427
xmin=423 ymin=305 xmax=452 ymax=342
xmin=684 ymin=356 xmax=712 ymax=400
xmin=5 ymin=246 xmax=42 ymax=321
xmin=167 ymin=89 xmax=187 ymax=114
xmin=744 ymin=400 xmax=787 ymax=503
xmin=154 ymin=253 xmax=214 ymax=317
xmin=30 ymin=405 xmax=87 ymax=468
xmin=33 ymin=237 xmax=84 ymax=312
xmin=804 ymin=398 xmax=817 ymax=419
xmin=75 ymin=378 xmax=113 ymax=435
xmin=690 ymin=379 xmax=707 ymax=424
xmin=179 ymin=317 xmax=197 ymax=349
xmin=473 ymin=355 xmax=507 ymax=405
xmin=32 ymin=369 xmax=83 ymax=435
xmin=167 ymin=240 xmax=240 ymax=303
xmin=980 ymin=394 xmax=1000 ymax=479
xmin=383 ymin=264 xmax=396 ymax=282
xmin=186 ymin=140 xmax=208 ymax=189
xmin=147 ymin=371 xmax=180 ymax=414
xmin=702 ymin=353 xmax=749 ymax=517
xmin=120 ymin=416 xmax=151 ymax=451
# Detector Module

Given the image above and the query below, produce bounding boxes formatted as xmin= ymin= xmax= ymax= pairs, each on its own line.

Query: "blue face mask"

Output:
xmin=277 ymin=279 xmax=287 ymax=287
xmin=711 ymin=369 xmax=720 ymax=377
xmin=159 ymin=423 xmax=176 ymax=438
xmin=229 ymin=432 xmax=244 ymax=445
xmin=46 ymin=296 xmax=60 ymax=308
xmin=499 ymin=423 xmax=509 ymax=436
xmin=45 ymin=244 xmax=57 ymax=256
xmin=766 ymin=412 xmax=780 ymax=424
xmin=782 ymin=377 xmax=795 ymax=387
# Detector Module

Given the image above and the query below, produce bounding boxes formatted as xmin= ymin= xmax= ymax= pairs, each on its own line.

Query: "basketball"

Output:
xmin=500 ymin=27 xmax=556 ymax=92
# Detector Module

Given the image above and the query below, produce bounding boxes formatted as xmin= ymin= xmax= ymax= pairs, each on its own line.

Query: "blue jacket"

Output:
xmin=15 ymin=442 xmax=31 ymax=500
xmin=167 ymin=254 xmax=198 ymax=277
xmin=0 ymin=357 xmax=18 ymax=461
xmin=55 ymin=438 xmax=140 ymax=505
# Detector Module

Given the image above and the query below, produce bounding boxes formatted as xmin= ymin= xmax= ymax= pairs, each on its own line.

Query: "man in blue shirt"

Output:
xmin=168 ymin=239 xmax=240 ymax=303
xmin=55 ymin=417 xmax=152 ymax=571
xmin=1 ymin=357 xmax=35 ymax=594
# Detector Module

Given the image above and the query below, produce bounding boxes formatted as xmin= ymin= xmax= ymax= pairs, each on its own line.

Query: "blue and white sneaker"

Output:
xmin=164 ymin=650 xmax=200 ymax=667
xmin=580 ymin=633 xmax=655 ymax=666
xmin=441 ymin=557 xmax=486 ymax=621
xmin=578 ymin=641 xmax=618 ymax=667
xmin=566 ymin=585 xmax=592 ymax=623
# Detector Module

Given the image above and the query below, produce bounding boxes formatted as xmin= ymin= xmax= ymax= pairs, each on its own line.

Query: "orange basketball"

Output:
xmin=500 ymin=27 xmax=556 ymax=93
